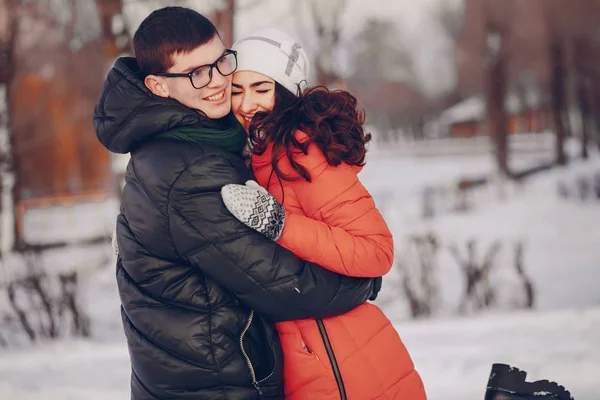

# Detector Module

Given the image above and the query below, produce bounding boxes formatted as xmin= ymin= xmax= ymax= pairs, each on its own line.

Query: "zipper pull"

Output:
xmin=253 ymin=382 xmax=264 ymax=396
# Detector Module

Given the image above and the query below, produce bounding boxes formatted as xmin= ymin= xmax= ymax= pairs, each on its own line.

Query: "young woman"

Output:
xmin=222 ymin=29 xmax=426 ymax=400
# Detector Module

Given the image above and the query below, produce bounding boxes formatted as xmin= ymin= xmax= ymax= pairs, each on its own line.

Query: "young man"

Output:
xmin=93 ymin=7 xmax=380 ymax=400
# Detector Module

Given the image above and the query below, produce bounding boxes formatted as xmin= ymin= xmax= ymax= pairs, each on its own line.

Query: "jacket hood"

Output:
xmin=93 ymin=57 xmax=203 ymax=154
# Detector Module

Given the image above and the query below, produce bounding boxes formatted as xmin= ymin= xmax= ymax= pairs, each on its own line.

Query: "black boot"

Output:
xmin=485 ymin=364 xmax=574 ymax=400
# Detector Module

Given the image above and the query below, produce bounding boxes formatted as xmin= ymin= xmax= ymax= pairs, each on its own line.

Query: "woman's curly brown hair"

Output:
xmin=248 ymin=83 xmax=372 ymax=182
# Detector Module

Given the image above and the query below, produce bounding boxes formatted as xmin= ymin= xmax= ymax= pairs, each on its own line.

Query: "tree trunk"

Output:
xmin=550 ymin=40 xmax=567 ymax=166
xmin=575 ymin=41 xmax=590 ymax=159
xmin=309 ymin=0 xmax=345 ymax=87
xmin=594 ymin=97 xmax=600 ymax=152
xmin=213 ymin=0 xmax=234 ymax=48
xmin=0 ymin=0 xmax=16 ymax=251
xmin=96 ymin=0 xmax=131 ymax=60
xmin=487 ymin=32 xmax=510 ymax=177
xmin=591 ymin=74 xmax=600 ymax=150
xmin=577 ymin=79 xmax=590 ymax=159
xmin=0 ymin=0 xmax=15 ymax=85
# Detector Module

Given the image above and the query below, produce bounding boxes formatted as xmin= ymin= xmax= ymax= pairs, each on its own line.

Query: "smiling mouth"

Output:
xmin=204 ymin=90 xmax=225 ymax=102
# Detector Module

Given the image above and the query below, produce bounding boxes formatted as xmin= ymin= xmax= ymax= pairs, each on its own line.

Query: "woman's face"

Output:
xmin=231 ymin=71 xmax=276 ymax=131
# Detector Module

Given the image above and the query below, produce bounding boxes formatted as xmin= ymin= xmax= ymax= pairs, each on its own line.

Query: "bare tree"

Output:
xmin=513 ymin=241 xmax=535 ymax=308
xmin=0 ymin=0 xmax=16 ymax=251
xmin=541 ymin=0 xmax=600 ymax=166
xmin=57 ymin=272 xmax=91 ymax=337
xmin=213 ymin=0 xmax=234 ymax=47
xmin=455 ymin=0 xmax=600 ymax=176
xmin=486 ymin=28 xmax=510 ymax=176
xmin=399 ymin=233 xmax=440 ymax=318
xmin=97 ymin=0 xmax=133 ymax=59
xmin=549 ymin=39 xmax=568 ymax=166
xmin=120 ymin=0 xmax=236 ymax=48
xmin=452 ymin=0 xmax=513 ymax=176
xmin=0 ymin=0 xmax=16 ymax=85
xmin=348 ymin=18 xmax=425 ymax=139
xmin=7 ymin=280 xmax=36 ymax=342
xmin=450 ymin=239 xmax=501 ymax=314
xmin=303 ymin=0 xmax=347 ymax=86
xmin=574 ymin=40 xmax=591 ymax=159
xmin=431 ymin=0 xmax=465 ymax=41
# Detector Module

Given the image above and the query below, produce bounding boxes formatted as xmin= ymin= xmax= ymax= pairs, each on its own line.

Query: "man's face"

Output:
xmin=163 ymin=35 xmax=232 ymax=119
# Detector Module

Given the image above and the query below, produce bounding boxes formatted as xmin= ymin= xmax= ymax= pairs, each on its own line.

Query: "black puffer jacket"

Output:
xmin=93 ymin=57 xmax=377 ymax=400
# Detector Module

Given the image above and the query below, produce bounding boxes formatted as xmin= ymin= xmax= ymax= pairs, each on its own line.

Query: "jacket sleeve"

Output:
xmin=168 ymin=153 xmax=376 ymax=322
xmin=276 ymin=146 xmax=394 ymax=278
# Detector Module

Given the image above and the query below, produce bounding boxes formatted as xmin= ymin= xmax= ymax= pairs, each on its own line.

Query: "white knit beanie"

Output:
xmin=232 ymin=29 xmax=310 ymax=96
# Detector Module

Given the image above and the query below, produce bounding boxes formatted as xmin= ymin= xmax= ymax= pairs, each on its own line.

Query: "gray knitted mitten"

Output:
xmin=221 ymin=180 xmax=286 ymax=241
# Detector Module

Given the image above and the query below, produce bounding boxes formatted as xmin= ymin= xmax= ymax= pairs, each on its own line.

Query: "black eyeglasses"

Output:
xmin=155 ymin=49 xmax=238 ymax=89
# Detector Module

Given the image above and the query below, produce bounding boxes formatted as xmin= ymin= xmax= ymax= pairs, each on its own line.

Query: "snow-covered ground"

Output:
xmin=1 ymin=138 xmax=599 ymax=399
xmin=1 ymin=303 xmax=598 ymax=400
xmin=403 ymin=307 xmax=600 ymax=400
xmin=364 ymin=137 xmax=600 ymax=316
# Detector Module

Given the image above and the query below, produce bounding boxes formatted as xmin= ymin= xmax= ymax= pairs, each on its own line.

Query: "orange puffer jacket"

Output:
xmin=252 ymin=132 xmax=426 ymax=400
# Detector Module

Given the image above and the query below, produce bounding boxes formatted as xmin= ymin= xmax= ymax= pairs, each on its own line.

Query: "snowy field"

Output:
xmin=1 ymin=300 xmax=598 ymax=400
xmin=1 ymin=137 xmax=599 ymax=399
xmin=364 ymin=136 xmax=600 ymax=315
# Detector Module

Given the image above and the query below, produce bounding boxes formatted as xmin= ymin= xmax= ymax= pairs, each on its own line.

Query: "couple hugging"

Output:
xmin=95 ymin=6 xmax=425 ymax=400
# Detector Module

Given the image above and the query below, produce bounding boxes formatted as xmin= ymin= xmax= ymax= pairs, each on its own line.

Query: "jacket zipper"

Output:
xmin=239 ymin=310 xmax=275 ymax=396
xmin=317 ymin=319 xmax=347 ymax=400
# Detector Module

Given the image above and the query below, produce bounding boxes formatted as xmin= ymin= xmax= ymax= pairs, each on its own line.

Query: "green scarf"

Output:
xmin=155 ymin=113 xmax=247 ymax=154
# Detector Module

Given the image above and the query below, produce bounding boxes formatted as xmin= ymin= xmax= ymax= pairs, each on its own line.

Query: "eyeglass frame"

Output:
xmin=154 ymin=49 xmax=238 ymax=89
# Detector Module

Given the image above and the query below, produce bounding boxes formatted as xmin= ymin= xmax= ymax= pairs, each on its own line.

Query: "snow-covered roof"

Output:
xmin=439 ymin=92 xmax=529 ymax=126
xmin=505 ymin=92 xmax=523 ymax=114
xmin=439 ymin=96 xmax=485 ymax=125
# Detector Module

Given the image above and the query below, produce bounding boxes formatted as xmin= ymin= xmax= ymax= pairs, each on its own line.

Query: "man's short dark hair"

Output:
xmin=133 ymin=6 xmax=220 ymax=75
